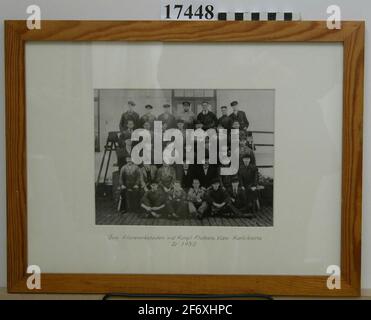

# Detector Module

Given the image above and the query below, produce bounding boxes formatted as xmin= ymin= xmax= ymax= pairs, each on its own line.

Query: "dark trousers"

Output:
xmin=245 ymin=188 xmax=258 ymax=212
xmin=210 ymin=203 xmax=231 ymax=216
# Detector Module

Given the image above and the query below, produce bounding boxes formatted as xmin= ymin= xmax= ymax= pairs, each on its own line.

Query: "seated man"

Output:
xmin=140 ymin=104 xmax=156 ymax=129
xmin=119 ymin=156 xmax=141 ymax=213
xmin=228 ymin=176 xmax=252 ymax=217
xmin=188 ymin=179 xmax=208 ymax=219
xmin=206 ymin=178 xmax=231 ymax=217
xmin=175 ymin=163 xmax=193 ymax=190
xmin=140 ymin=164 xmax=158 ymax=192
xmin=168 ymin=181 xmax=188 ymax=219
xmin=197 ymin=101 xmax=217 ymax=130
xmin=156 ymin=163 xmax=176 ymax=190
xmin=177 ymin=101 xmax=196 ymax=129
xmin=140 ymin=181 xmax=169 ymax=218
xmin=196 ymin=160 xmax=218 ymax=189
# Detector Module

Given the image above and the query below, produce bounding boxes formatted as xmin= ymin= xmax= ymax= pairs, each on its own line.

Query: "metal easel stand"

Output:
xmin=96 ymin=131 xmax=119 ymax=197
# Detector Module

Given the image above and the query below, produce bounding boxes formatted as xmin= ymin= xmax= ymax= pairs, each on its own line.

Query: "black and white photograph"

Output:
xmin=95 ymin=89 xmax=274 ymax=227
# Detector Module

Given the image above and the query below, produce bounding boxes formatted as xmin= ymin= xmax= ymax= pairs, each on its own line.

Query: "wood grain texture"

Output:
xmin=4 ymin=20 xmax=364 ymax=296
xmin=5 ymin=21 xmax=28 ymax=292
xmin=340 ymin=22 xmax=365 ymax=294
xmin=4 ymin=20 xmax=362 ymax=42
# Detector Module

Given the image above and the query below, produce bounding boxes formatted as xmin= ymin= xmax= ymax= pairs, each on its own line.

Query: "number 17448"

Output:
xmin=164 ymin=4 xmax=215 ymax=20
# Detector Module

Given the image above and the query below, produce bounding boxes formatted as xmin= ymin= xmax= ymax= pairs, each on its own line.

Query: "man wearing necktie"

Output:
xmin=197 ymin=101 xmax=217 ymax=130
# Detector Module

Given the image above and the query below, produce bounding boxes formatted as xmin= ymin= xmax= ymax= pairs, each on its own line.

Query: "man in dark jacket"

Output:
xmin=238 ymin=155 xmax=259 ymax=213
xmin=156 ymin=163 xmax=176 ymax=189
xmin=119 ymin=156 xmax=142 ymax=213
xmin=229 ymin=101 xmax=249 ymax=130
xmin=158 ymin=104 xmax=176 ymax=129
xmin=140 ymin=164 xmax=158 ymax=192
xmin=218 ymin=106 xmax=233 ymax=130
xmin=140 ymin=104 xmax=156 ymax=129
xmin=197 ymin=101 xmax=217 ymax=130
xmin=177 ymin=101 xmax=196 ymax=129
xmin=119 ymin=101 xmax=140 ymax=132
xmin=175 ymin=163 xmax=194 ymax=190
xmin=206 ymin=178 xmax=231 ymax=216
xmin=228 ymin=176 xmax=251 ymax=217
xmin=196 ymin=160 xmax=219 ymax=188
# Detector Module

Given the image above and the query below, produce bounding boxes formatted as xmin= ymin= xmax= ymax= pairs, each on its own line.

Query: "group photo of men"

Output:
xmin=95 ymin=89 xmax=274 ymax=227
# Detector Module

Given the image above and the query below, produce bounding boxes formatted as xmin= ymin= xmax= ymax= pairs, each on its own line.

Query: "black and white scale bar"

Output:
xmin=217 ymin=12 xmax=301 ymax=21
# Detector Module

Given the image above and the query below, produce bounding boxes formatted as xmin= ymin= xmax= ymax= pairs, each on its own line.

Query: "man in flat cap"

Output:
xmin=229 ymin=101 xmax=249 ymax=131
xmin=176 ymin=101 xmax=196 ymax=129
xmin=158 ymin=104 xmax=176 ymax=129
xmin=197 ymin=101 xmax=217 ymax=130
xmin=218 ymin=106 xmax=233 ymax=130
xmin=140 ymin=104 xmax=156 ymax=129
xmin=119 ymin=100 xmax=140 ymax=133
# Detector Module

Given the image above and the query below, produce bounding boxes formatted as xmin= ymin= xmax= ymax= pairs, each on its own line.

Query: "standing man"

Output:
xmin=119 ymin=101 xmax=140 ymax=132
xmin=197 ymin=101 xmax=217 ymax=130
xmin=228 ymin=177 xmax=250 ymax=217
xmin=218 ymin=106 xmax=233 ymax=130
xmin=175 ymin=163 xmax=194 ymax=190
xmin=177 ymin=101 xmax=196 ymax=129
xmin=158 ymin=104 xmax=177 ymax=129
xmin=229 ymin=101 xmax=249 ymax=131
xmin=238 ymin=155 xmax=259 ymax=213
xmin=140 ymin=104 xmax=156 ymax=129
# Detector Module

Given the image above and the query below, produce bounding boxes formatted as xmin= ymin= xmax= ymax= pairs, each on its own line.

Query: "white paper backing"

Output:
xmin=26 ymin=42 xmax=343 ymax=275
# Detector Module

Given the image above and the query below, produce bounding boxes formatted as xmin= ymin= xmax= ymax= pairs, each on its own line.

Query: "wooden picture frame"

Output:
xmin=5 ymin=20 xmax=364 ymax=296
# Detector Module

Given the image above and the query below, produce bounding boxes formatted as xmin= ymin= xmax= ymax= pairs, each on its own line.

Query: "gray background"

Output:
xmin=0 ymin=0 xmax=369 ymax=290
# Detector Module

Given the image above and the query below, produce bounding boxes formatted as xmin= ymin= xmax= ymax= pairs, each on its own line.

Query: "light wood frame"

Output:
xmin=5 ymin=20 xmax=364 ymax=296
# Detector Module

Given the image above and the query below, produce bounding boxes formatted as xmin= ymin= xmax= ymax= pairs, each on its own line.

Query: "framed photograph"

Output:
xmin=5 ymin=20 xmax=364 ymax=296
